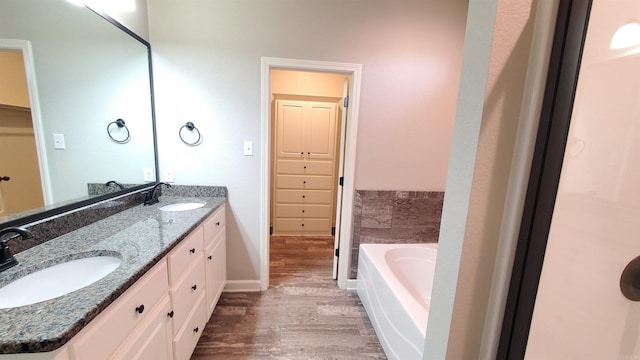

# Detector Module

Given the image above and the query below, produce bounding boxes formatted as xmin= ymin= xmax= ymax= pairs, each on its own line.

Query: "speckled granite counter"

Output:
xmin=0 ymin=195 xmax=226 ymax=354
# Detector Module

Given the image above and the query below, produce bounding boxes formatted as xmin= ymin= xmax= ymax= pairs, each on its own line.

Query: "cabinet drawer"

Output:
xmin=205 ymin=238 xmax=226 ymax=317
xmin=276 ymin=175 xmax=332 ymax=190
xmin=275 ymin=204 xmax=332 ymax=218
xmin=170 ymin=254 xmax=205 ymax=335
xmin=70 ymin=260 xmax=168 ymax=360
xmin=275 ymin=218 xmax=332 ymax=233
xmin=167 ymin=226 xmax=204 ymax=284
xmin=276 ymin=189 xmax=332 ymax=204
xmin=173 ymin=293 xmax=207 ymax=360
xmin=203 ymin=204 xmax=225 ymax=247
xmin=276 ymin=159 xmax=333 ymax=175
xmin=109 ymin=295 xmax=173 ymax=360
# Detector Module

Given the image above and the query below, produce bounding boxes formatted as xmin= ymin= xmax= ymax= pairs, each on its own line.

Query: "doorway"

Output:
xmin=0 ymin=42 xmax=47 ymax=216
xmin=499 ymin=0 xmax=640 ymax=357
xmin=260 ymin=57 xmax=362 ymax=291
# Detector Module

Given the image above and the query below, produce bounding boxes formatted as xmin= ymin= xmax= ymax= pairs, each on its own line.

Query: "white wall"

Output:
xmin=147 ymin=0 xmax=468 ymax=282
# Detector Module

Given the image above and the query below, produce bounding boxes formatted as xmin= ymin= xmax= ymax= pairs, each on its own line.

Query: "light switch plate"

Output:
xmin=53 ymin=133 xmax=66 ymax=150
xmin=143 ymin=167 xmax=154 ymax=182
xmin=164 ymin=168 xmax=174 ymax=183
xmin=244 ymin=141 xmax=253 ymax=156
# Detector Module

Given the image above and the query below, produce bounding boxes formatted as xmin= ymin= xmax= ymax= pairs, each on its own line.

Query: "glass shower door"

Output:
xmin=525 ymin=0 xmax=640 ymax=358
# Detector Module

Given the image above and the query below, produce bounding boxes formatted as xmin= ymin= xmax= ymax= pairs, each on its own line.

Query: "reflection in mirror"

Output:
xmin=0 ymin=0 xmax=157 ymax=225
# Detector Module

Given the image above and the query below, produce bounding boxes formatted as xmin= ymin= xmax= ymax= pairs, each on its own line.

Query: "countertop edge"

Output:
xmin=0 ymin=196 xmax=226 ymax=354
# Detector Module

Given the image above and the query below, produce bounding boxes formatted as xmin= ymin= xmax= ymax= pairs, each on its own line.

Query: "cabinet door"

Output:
xmin=173 ymin=294 xmax=207 ymax=360
xmin=110 ymin=296 xmax=173 ymax=360
xmin=205 ymin=232 xmax=226 ymax=317
xmin=306 ymin=102 xmax=338 ymax=160
xmin=276 ymin=100 xmax=306 ymax=158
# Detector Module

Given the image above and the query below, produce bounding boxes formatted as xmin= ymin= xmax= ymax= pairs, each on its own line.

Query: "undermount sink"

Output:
xmin=159 ymin=202 xmax=204 ymax=211
xmin=0 ymin=255 xmax=121 ymax=309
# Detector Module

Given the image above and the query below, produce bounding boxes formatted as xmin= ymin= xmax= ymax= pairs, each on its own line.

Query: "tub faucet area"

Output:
xmin=0 ymin=227 xmax=34 ymax=272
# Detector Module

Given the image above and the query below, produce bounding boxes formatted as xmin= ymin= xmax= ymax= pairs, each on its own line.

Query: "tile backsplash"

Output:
xmin=350 ymin=190 xmax=444 ymax=278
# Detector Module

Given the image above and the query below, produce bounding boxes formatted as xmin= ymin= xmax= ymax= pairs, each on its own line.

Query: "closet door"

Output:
xmin=306 ymin=102 xmax=337 ymax=160
xmin=275 ymin=100 xmax=305 ymax=159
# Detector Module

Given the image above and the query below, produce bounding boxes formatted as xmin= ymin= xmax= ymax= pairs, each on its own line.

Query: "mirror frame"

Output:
xmin=0 ymin=6 xmax=159 ymax=229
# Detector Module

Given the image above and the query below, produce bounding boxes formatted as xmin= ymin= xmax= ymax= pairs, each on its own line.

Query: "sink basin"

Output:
xmin=159 ymin=202 xmax=204 ymax=211
xmin=0 ymin=255 xmax=121 ymax=309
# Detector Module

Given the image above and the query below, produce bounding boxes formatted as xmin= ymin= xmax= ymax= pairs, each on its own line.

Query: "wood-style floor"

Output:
xmin=191 ymin=236 xmax=387 ymax=359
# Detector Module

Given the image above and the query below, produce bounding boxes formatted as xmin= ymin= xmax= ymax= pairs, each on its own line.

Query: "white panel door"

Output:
xmin=276 ymin=100 xmax=305 ymax=158
xmin=306 ymin=102 xmax=337 ymax=160
xmin=525 ymin=1 xmax=640 ymax=358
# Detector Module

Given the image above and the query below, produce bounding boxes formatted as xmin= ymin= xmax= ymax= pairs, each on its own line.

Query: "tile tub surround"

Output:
xmin=0 ymin=194 xmax=226 ymax=354
xmin=350 ymin=190 xmax=444 ymax=278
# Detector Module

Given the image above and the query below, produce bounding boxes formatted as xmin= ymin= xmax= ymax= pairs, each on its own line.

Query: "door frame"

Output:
xmin=260 ymin=57 xmax=363 ymax=290
xmin=0 ymin=39 xmax=52 ymax=205
xmin=497 ymin=0 xmax=593 ymax=357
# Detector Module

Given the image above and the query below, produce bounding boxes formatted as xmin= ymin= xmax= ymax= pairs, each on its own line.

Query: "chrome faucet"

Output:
xmin=143 ymin=182 xmax=172 ymax=206
xmin=0 ymin=227 xmax=33 ymax=272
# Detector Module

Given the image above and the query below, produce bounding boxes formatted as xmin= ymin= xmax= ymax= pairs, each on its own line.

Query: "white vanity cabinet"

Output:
xmin=1 ymin=204 xmax=227 ymax=360
xmin=203 ymin=205 xmax=226 ymax=316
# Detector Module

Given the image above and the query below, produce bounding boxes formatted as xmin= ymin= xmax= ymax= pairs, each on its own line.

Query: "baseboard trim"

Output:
xmin=223 ymin=280 xmax=262 ymax=292
xmin=346 ymin=278 xmax=359 ymax=290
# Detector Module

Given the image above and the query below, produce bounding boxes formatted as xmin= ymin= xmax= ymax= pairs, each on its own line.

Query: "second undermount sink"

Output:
xmin=159 ymin=202 xmax=204 ymax=211
xmin=0 ymin=255 xmax=121 ymax=309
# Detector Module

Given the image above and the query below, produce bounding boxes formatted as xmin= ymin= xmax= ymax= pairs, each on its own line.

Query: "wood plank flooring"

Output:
xmin=191 ymin=236 xmax=387 ymax=359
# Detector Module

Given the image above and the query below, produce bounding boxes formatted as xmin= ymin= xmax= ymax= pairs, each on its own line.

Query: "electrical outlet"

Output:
xmin=143 ymin=167 xmax=154 ymax=182
xmin=164 ymin=168 xmax=175 ymax=183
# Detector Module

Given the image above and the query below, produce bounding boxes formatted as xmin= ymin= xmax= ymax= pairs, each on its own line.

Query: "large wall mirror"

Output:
xmin=0 ymin=0 xmax=158 ymax=227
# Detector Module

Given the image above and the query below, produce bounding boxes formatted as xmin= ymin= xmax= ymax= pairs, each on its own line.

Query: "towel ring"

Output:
xmin=179 ymin=122 xmax=201 ymax=146
xmin=107 ymin=118 xmax=130 ymax=144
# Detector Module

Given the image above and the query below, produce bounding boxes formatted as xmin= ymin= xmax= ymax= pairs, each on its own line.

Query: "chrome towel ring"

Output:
xmin=107 ymin=118 xmax=130 ymax=143
xmin=179 ymin=121 xmax=201 ymax=146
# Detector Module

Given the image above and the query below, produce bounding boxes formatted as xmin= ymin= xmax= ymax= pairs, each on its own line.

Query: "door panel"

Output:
xmin=276 ymin=101 xmax=305 ymax=158
xmin=0 ymin=107 xmax=44 ymax=216
xmin=525 ymin=1 xmax=640 ymax=358
xmin=307 ymin=102 xmax=337 ymax=159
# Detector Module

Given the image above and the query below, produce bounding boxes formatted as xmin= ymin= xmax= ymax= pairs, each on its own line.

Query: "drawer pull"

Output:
xmin=167 ymin=310 xmax=174 ymax=318
xmin=192 ymin=284 xmax=198 ymax=291
xmin=216 ymin=221 xmax=220 ymax=226
xmin=193 ymin=326 xmax=199 ymax=333
xmin=307 ymin=152 xmax=310 ymax=155
xmin=302 ymin=195 xmax=305 ymax=199
xmin=300 ymin=152 xmax=303 ymax=155
xmin=301 ymin=224 xmax=305 ymax=227
xmin=303 ymin=181 xmax=306 ymax=184
xmin=135 ymin=305 xmax=145 ymax=314
xmin=208 ymin=255 xmax=213 ymax=260
xmin=304 ymin=166 xmax=307 ymax=169
xmin=302 ymin=210 xmax=305 ymax=213
xmin=189 ymin=248 xmax=196 ymax=254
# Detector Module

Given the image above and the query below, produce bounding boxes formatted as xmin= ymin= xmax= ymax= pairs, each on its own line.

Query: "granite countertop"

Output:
xmin=0 ymin=195 xmax=226 ymax=354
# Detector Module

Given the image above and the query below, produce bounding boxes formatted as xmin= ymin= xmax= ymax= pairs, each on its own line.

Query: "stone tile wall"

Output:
xmin=350 ymin=190 xmax=444 ymax=278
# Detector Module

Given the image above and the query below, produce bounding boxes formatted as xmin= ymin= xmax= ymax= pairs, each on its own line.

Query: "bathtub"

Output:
xmin=357 ymin=243 xmax=437 ymax=360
